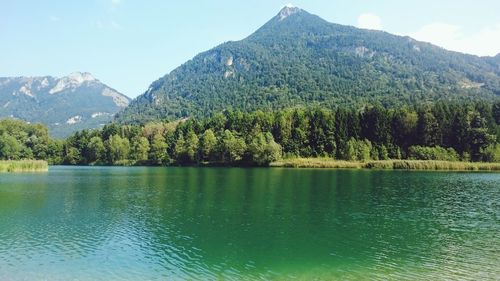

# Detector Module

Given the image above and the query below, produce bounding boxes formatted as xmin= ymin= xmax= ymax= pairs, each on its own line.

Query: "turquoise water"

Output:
xmin=0 ymin=167 xmax=499 ymax=280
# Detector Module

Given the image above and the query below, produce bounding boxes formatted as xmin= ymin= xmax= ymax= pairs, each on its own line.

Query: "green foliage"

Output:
xmin=493 ymin=102 xmax=500 ymax=125
xmin=149 ymin=133 xmax=168 ymax=165
xmin=173 ymin=133 xmax=187 ymax=163
xmin=408 ymin=146 xmax=460 ymax=161
xmin=392 ymin=110 xmax=417 ymax=150
xmin=481 ymin=144 xmax=500 ymax=162
xmin=106 ymin=135 xmax=130 ymax=163
xmin=2 ymin=100 xmax=499 ymax=166
xmin=185 ymin=131 xmax=200 ymax=163
xmin=130 ymin=136 xmax=150 ymax=162
xmin=87 ymin=136 xmax=105 ymax=163
xmin=468 ymin=113 xmax=496 ymax=161
xmin=417 ymin=110 xmax=440 ymax=147
xmin=0 ymin=119 xmax=57 ymax=162
xmin=219 ymin=130 xmax=247 ymax=164
xmin=174 ymin=131 xmax=200 ymax=164
xmin=0 ymin=133 xmax=22 ymax=160
xmin=361 ymin=106 xmax=391 ymax=145
xmin=46 ymin=139 xmax=64 ymax=164
xmin=345 ymin=138 xmax=372 ymax=161
xmin=200 ymin=129 xmax=217 ymax=161
xmin=64 ymin=147 xmax=81 ymax=165
xmin=248 ymin=132 xmax=283 ymax=166
xmin=116 ymin=9 xmax=500 ymax=124
xmin=378 ymin=145 xmax=390 ymax=160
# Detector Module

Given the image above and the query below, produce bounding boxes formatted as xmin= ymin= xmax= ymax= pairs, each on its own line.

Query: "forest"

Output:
xmin=117 ymin=8 xmax=500 ymax=124
xmin=1 ymin=102 xmax=499 ymax=166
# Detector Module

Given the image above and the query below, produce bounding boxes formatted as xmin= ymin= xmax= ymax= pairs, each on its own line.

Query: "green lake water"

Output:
xmin=0 ymin=167 xmax=498 ymax=280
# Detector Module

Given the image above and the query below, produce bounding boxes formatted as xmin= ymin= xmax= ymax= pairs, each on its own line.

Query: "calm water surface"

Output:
xmin=0 ymin=167 xmax=498 ymax=280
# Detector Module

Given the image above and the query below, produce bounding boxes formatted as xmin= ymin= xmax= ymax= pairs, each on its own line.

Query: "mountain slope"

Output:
xmin=0 ymin=72 xmax=130 ymax=137
xmin=116 ymin=6 xmax=500 ymax=124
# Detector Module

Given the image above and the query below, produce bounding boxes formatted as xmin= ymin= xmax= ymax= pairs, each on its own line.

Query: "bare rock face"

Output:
xmin=278 ymin=5 xmax=301 ymax=21
xmin=225 ymin=56 xmax=234 ymax=66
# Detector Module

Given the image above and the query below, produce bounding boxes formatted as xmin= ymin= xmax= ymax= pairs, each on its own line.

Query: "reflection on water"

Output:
xmin=0 ymin=167 xmax=498 ymax=280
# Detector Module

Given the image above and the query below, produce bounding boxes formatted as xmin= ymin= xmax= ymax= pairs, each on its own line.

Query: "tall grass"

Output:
xmin=271 ymin=158 xmax=500 ymax=171
xmin=366 ymin=160 xmax=500 ymax=171
xmin=0 ymin=160 xmax=49 ymax=172
xmin=270 ymin=158 xmax=363 ymax=169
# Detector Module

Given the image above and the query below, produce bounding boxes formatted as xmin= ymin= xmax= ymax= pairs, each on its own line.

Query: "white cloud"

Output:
xmin=410 ymin=22 xmax=500 ymax=56
xmin=49 ymin=16 xmax=60 ymax=22
xmin=357 ymin=13 xmax=382 ymax=30
xmin=111 ymin=0 xmax=121 ymax=5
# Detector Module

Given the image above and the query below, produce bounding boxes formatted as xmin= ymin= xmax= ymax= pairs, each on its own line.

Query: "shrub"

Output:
xmin=481 ymin=144 xmax=500 ymax=162
xmin=408 ymin=146 xmax=459 ymax=161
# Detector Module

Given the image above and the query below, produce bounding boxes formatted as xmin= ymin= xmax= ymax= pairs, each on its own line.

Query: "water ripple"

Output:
xmin=0 ymin=167 xmax=498 ymax=280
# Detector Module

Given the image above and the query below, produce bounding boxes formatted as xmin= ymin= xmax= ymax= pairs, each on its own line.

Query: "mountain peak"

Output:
xmin=116 ymin=6 xmax=500 ymax=125
xmin=67 ymin=72 xmax=96 ymax=83
xmin=0 ymin=72 xmax=130 ymax=137
xmin=278 ymin=4 xmax=301 ymax=21
xmin=49 ymin=72 xmax=98 ymax=94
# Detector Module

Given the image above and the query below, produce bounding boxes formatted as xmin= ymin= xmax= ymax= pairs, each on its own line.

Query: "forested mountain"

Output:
xmin=116 ymin=6 xmax=500 ymax=124
xmin=0 ymin=72 xmax=130 ymax=137
xmin=486 ymin=53 xmax=500 ymax=69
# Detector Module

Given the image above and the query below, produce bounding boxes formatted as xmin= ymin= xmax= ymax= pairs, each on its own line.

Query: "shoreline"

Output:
xmin=270 ymin=158 xmax=500 ymax=171
xmin=48 ymin=158 xmax=500 ymax=172
xmin=0 ymin=160 xmax=49 ymax=173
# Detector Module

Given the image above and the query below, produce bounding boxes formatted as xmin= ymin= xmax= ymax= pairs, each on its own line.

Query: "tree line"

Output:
xmin=1 ymin=102 xmax=499 ymax=166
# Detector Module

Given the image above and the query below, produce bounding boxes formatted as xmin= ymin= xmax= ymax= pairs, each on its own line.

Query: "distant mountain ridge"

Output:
xmin=0 ymin=72 xmax=130 ymax=137
xmin=116 ymin=6 xmax=500 ymax=124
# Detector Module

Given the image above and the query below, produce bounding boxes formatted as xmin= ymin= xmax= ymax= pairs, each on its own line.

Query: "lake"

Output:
xmin=0 ymin=167 xmax=498 ymax=280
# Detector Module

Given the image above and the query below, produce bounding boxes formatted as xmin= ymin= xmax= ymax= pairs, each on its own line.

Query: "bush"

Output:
xmin=408 ymin=146 xmax=459 ymax=161
xmin=345 ymin=138 xmax=372 ymax=161
xmin=481 ymin=144 xmax=500 ymax=162
xmin=248 ymin=132 xmax=283 ymax=166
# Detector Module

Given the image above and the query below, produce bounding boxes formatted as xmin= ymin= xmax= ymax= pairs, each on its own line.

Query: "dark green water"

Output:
xmin=0 ymin=167 xmax=498 ymax=280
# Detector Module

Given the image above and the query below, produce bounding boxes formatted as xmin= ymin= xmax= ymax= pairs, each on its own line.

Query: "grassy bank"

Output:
xmin=270 ymin=158 xmax=500 ymax=171
xmin=0 ymin=160 xmax=49 ymax=172
xmin=270 ymin=158 xmax=364 ymax=169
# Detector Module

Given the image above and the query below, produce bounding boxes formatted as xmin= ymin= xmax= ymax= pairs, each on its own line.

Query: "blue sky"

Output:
xmin=1 ymin=0 xmax=499 ymax=98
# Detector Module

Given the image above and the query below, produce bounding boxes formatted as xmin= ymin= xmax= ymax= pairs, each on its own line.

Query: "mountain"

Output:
xmin=487 ymin=53 xmax=500 ymax=68
xmin=116 ymin=6 xmax=500 ymax=124
xmin=0 ymin=72 xmax=130 ymax=137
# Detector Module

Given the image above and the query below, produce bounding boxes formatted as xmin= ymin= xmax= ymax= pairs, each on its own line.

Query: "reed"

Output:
xmin=386 ymin=160 xmax=500 ymax=171
xmin=271 ymin=158 xmax=500 ymax=171
xmin=0 ymin=160 xmax=49 ymax=172
xmin=270 ymin=158 xmax=363 ymax=169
